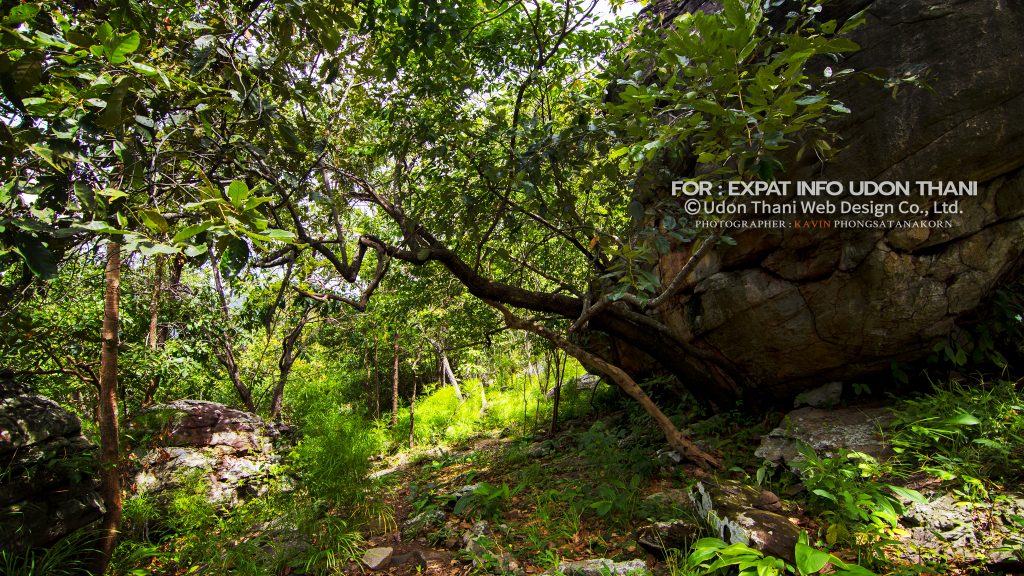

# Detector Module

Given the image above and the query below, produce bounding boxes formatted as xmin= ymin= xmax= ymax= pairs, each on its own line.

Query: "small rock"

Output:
xmin=362 ymin=547 xmax=393 ymax=570
xmin=554 ymin=558 xmax=648 ymax=576
xmin=793 ymin=382 xmax=843 ymax=408
xmin=656 ymin=448 xmax=683 ymax=465
xmin=403 ymin=507 xmax=445 ymax=536
xmin=636 ymin=519 xmax=700 ymax=558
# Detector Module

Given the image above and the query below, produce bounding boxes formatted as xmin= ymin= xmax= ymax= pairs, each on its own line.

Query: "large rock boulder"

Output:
xmin=646 ymin=0 xmax=1024 ymax=402
xmin=756 ymin=406 xmax=894 ymax=468
xmin=130 ymin=400 xmax=290 ymax=506
xmin=0 ymin=382 xmax=104 ymax=552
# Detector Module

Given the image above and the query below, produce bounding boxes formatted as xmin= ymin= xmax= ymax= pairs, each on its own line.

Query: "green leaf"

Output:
xmin=227 ymin=180 xmax=249 ymax=207
xmin=946 ymin=412 xmax=981 ymax=426
xmin=887 ymin=485 xmax=927 ymax=504
xmin=6 ymin=3 xmax=40 ymax=24
xmin=172 ymin=222 xmax=213 ymax=244
xmin=795 ymin=95 xmax=824 ymax=106
xmin=29 ymin=144 xmax=62 ymax=172
xmin=140 ymin=210 xmax=169 ymax=234
xmin=13 ymin=239 xmax=57 ymax=279
xmin=105 ymin=31 xmax=141 ymax=64
xmin=794 ymin=542 xmax=830 ymax=575
xmin=627 ymin=200 xmax=645 ymax=221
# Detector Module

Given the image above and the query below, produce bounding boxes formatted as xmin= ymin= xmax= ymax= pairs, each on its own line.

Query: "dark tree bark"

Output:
xmin=391 ymin=331 xmax=399 ymax=428
xmin=95 ymin=242 xmax=122 ymax=574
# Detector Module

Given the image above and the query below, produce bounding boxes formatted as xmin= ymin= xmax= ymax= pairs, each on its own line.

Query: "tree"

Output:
xmin=95 ymin=241 xmax=121 ymax=572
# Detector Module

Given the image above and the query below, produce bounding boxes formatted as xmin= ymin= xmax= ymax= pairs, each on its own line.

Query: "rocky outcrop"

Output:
xmin=130 ymin=400 xmax=289 ymax=506
xmin=756 ymin=406 xmax=893 ymax=468
xmin=689 ymin=480 xmax=802 ymax=562
xmin=551 ymin=558 xmax=649 ymax=576
xmin=647 ymin=0 xmax=1024 ymax=402
xmin=0 ymin=382 xmax=104 ymax=552
xmin=897 ymin=492 xmax=1024 ymax=569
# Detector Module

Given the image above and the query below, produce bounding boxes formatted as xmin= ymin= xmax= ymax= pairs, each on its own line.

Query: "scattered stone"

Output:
xmin=0 ymin=386 xmax=104 ymax=551
xmin=793 ymin=382 xmax=843 ymax=409
xmin=546 ymin=374 xmax=601 ymax=397
xmin=526 ymin=441 xmax=552 ymax=458
xmin=644 ymin=488 xmax=694 ymax=509
xmin=656 ymin=448 xmax=683 ymax=465
xmin=571 ymin=374 xmax=601 ymax=390
xmin=390 ymin=550 xmax=428 ymax=570
xmin=690 ymin=480 xmax=801 ymax=562
xmin=362 ymin=547 xmax=393 ymax=570
xmin=403 ymin=507 xmax=445 ymax=536
xmin=636 ymin=519 xmax=700 ymax=558
xmin=462 ymin=520 xmax=491 ymax=556
xmin=553 ymin=558 xmax=648 ymax=576
xmin=448 ymin=483 xmax=481 ymax=502
xmin=755 ymin=406 xmax=894 ymax=468
xmin=130 ymin=400 xmax=290 ymax=507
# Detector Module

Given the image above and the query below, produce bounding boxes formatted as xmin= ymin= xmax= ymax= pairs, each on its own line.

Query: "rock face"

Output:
xmin=131 ymin=400 xmax=289 ymax=506
xmin=755 ymin=406 xmax=893 ymax=468
xmin=0 ymin=383 xmax=104 ymax=552
xmin=648 ymin=0 xmax=1024 ymax=402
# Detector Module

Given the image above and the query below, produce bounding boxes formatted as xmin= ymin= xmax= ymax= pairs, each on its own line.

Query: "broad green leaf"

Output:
xmin=106 ymin=31 xmax=141 ymax=64
xmin=794 ymin=542 xmax=830 ymax=575
xmin=140 ymin=210 xmax=169 ymax=234
xmin=13 ymin=239 xmax=57 ymax=279
xmin=887 ymin=485 xmax=927 ymax=504
xmin=227 ymin=180 xmax=249 ymax=207
xmin=172 ymin=222 xmax=213 ymax=244
xmin=6 ymin=4 xmax=40 ymax=25
xmin=947 ymin=412 xmax=981 ymax=426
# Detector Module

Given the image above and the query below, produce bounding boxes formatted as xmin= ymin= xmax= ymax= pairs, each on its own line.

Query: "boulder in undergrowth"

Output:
xmin=755 ymin=406 xmax=893 ymax=468
xmin=0 ymin=383 xmax=104 ymax=552
xmin=130 ymin=400 xmax=290 ymax=506
xmin=362 ymin=546 xmax=393 ymax=570
xmin=689 ymin=480 xmax=802 ymax=562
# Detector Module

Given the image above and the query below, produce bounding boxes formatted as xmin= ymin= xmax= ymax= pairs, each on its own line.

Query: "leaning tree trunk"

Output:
xmin=95 ymin=241 xmax=123 ymax=574
xmin=493 ymin=302 xmax=722 ymax=469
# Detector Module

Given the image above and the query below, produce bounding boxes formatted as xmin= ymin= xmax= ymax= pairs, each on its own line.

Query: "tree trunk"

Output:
xmin=550 ymin=350 xmax=564 ymax=435
xmin=391 ymin=331 xmax=400 ymax=428
xmin=269 ymin=308 xmax=312 ymax=420
xmin=142 ymin=255 xmax=164 ymax=406
xmin=479 ymin=377 xmax=488 ymax=416
xmin=210 ymin=245 xmax=256 ymax=412
xmin=95 ymin=242 xmax=122 ymax=574
xmin=373 ymin=334 xmax=380 ymax=419
xmin=408 ymin=374 xmax=417 ymax=449
xmin=439 ymin=346 xmax=463 ymax=400
xmin=494 ymin=303 xmax=722 ymax=470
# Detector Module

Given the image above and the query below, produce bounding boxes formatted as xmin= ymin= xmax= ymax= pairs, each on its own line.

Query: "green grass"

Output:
xmin=889 ymin=378 xmax=1024 ymax=498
